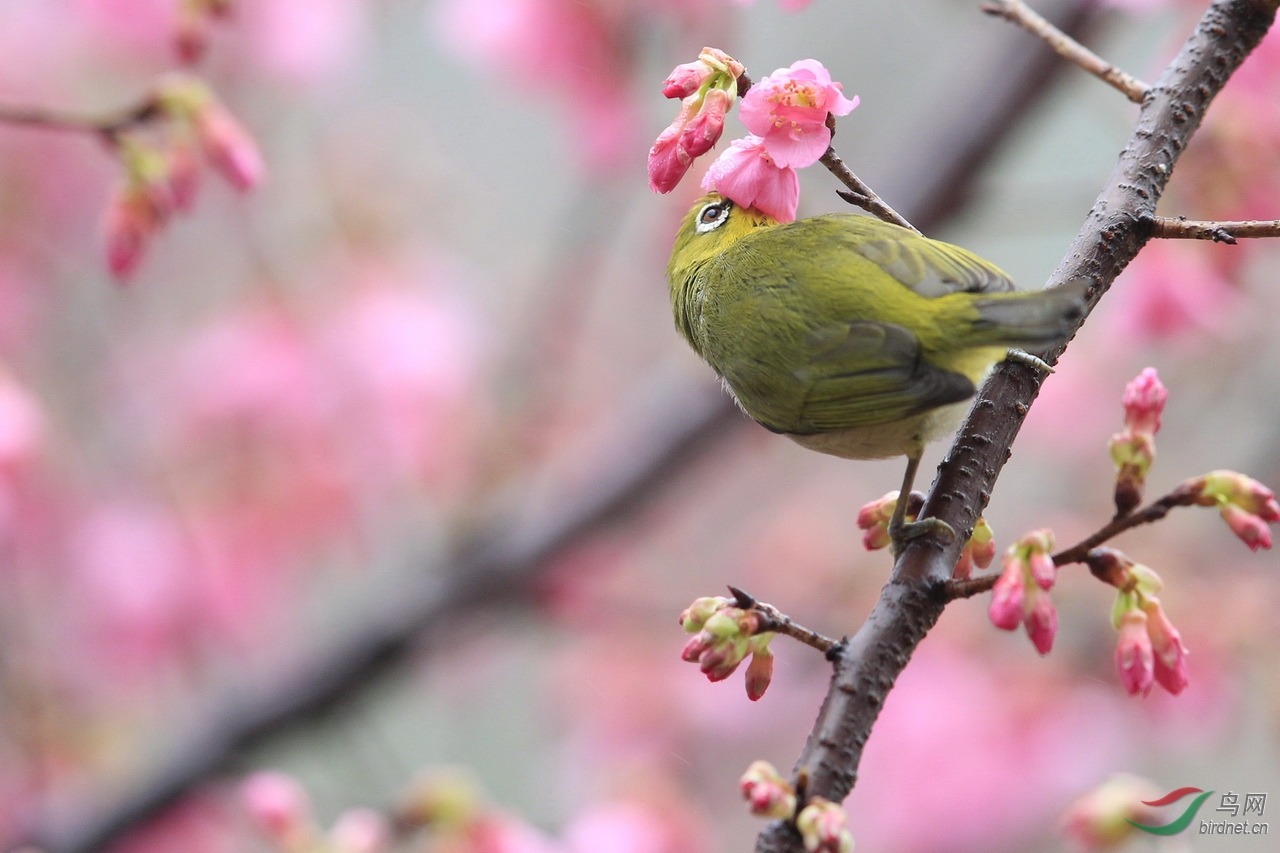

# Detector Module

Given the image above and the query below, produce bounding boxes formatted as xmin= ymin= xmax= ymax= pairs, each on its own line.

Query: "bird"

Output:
xmin=666 ymin=191 xmax=1087 ymax=550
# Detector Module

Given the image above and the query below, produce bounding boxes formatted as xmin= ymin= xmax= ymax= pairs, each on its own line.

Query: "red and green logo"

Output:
xmin=1128 ymin=787 xmax=1215 ymax=836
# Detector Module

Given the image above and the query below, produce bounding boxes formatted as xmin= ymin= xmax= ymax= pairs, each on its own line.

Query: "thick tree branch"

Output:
xmin=757 ymin=1 xmax=1278 ymax=851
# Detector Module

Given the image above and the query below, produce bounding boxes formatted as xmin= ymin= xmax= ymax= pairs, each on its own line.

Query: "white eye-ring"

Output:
xmin=695 ymin=201 xmax=732 ymax=233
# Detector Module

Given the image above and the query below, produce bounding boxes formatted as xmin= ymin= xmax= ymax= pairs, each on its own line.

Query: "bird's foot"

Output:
xmin=889 ymin=516 xmax=957 ymax=556
xmin=1006 ymin=348 xmax=1053 ymax=373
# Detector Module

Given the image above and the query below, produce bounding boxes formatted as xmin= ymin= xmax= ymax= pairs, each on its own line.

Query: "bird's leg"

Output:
xmin=888 ymin=451 xmax=956 ymax=555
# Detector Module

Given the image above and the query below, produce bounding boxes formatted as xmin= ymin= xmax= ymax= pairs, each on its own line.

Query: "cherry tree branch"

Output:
xmin=0 ymin=98 xmax=160 ymax=141
xmin=729 ymin=587 xmax=841 ymax=655
xmin=756 ymin=1 xmax=1280 ymax=850
xmin=982 ymin=0 xmax=1150 ymax=101
xmin=944 ymin=485 xmax=1204 ymax=600
xmin=1148 ymin=214 xmax=1280 ymax=243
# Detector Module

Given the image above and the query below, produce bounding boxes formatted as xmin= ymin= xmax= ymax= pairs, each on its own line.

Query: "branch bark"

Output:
xmin=756 ymin=1 xmax=1279 ymax=850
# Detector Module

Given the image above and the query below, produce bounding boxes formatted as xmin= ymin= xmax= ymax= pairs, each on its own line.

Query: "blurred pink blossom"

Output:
xmin=191 ymin=100 xmax=265 ymax=192
xmin=701 ymin=135 xmax=799 ymax=222
xmin=0 ymin=371 xmax=43 ymax=473
xmin=563 ymin=801 xmax=704 ymax=853
xmin=241 ymin=771 xmax=314 ymax=849
xmin=431 ymin=0 xmax=643 ymax=171
xmin=70 ymin=500 xmax=196 ymax=683
xmin=242 ymin=0 xmax=367 ymax=86
xmin=329 ymin=808 xmax=390 ymax=853
xmin=850 ymin=648 xmax=1129 ymax=852
xmin=105 ymin=795 xmax=239 ymax=853
xmin=102 ymin=182 xmax=168 ymax=279
xmin=1106 ymin=239 xmax=1239 ymax=342
xmin=320 ymin=268 xmax=484 ymax=489
xmin=730 ymin=0 xmax=813 ymax=9
xmin=70 ymin=0 xmax=176 ymax=61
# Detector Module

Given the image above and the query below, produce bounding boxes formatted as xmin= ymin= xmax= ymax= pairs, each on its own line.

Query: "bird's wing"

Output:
xmin=812 ymin=214 xmax=1017 ymax=298
xmin=788 ymin=319 xmax=975 ymax=433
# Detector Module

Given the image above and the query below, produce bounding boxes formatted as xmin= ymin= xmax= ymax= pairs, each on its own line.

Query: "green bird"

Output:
xmin=667 ymin=192 xmax=1086 ymax=548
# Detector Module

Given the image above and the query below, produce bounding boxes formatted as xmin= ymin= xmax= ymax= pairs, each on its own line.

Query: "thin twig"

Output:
xmin=944 ymin=485 xmax=1201 ymax=600
xmin=729 ymin=586 xmax=840 ymax=655
xmin=983 ymin=0 xmax=1150 ymax=102
xmin=822 ymin=147 xmax=918 ymax=232
xmin=0 ymin=99 xmax=159 ymax=139
xmin=1148 ymin=214 xmax=1280 ymax=243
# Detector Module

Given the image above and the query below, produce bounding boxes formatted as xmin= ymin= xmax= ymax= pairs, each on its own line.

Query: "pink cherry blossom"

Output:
xmin=701 ymin=135 xmax=799 ymax=222
xmin=739 ymin=59 xmax=858 ymax=168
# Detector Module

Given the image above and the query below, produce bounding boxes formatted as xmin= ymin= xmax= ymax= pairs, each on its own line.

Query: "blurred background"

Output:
xmin=0 ymin=0 xmax=1277 ymax=851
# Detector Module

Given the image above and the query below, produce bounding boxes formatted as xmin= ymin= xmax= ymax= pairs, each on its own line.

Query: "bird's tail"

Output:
xmin=968 ymin=278 xmax=1090 ymax=348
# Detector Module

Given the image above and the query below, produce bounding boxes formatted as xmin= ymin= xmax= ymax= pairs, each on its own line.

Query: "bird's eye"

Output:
xmin=695 ymin=201 xmax=731 ymax=233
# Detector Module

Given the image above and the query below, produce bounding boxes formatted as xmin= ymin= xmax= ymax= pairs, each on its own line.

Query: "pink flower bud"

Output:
xmin=679 ymin=596 xmax=728 ymax=631
xmin=697 ymin=47 xmax=745 ymax=81
xmin=988 ymin=556 xmax=1025 ymax=632
xmin=796 ymin=798 xmax=855 ymax=853
xmin=1121 ymin=367 xmax=1166 ymax=436
xmin=1024 ymin=590 xmax=1057 ymax=655
xmin=193 ymin=100 xmax=265 ymax=191
xmin=744 ymin=647 xmax=774 ymax=701
xmin=1200 ymin=470 xmax=1280 ymax=518
xmin=102 ymin=184 xmax=168 ymax=280
xmin=699 ymin=639 xmax=746 ymax=681
xmin=1017 ymin=528 xmax=1057 ymax=589
xmin=680 ymin=632 xmax=712 ymax=663
xmin=167 ymin=137 xmax=202 ymax=212
xmin=739 ymin=761 xmax=796 ymax=819
xmin=662 ymin=60 xmax=715 ymax=100
xmin=679 ymin=87 xmax=732 ymax=158
xmin=1060 ymin=774 xmax=1162 ymax=851
xmin=647 ymin=98 xmax=697 ymax=194
xmin=1142 ymin=598 xmax=1189 ymax=696
xmin=241 ymin=771 xmax=313 ymax=848
xmin=1220 ymin=503 xmax=1272 ymax=551
xmin=856 ymin=491 xmax=898 ymax=552
xmin=1115 ymin=609 xmax=1154 ymax=697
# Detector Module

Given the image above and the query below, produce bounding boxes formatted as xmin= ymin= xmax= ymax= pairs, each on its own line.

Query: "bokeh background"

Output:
xmin=0 ymin=0 xmax=1277 ymax=851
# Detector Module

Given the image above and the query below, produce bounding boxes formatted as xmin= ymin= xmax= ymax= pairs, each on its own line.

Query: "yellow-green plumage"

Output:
xmin=667 ymin=192 xmax=1085 ymax=545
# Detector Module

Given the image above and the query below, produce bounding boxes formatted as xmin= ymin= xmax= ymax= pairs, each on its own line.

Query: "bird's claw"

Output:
xmin=889 ymin=516 xmax=957 ymax=556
